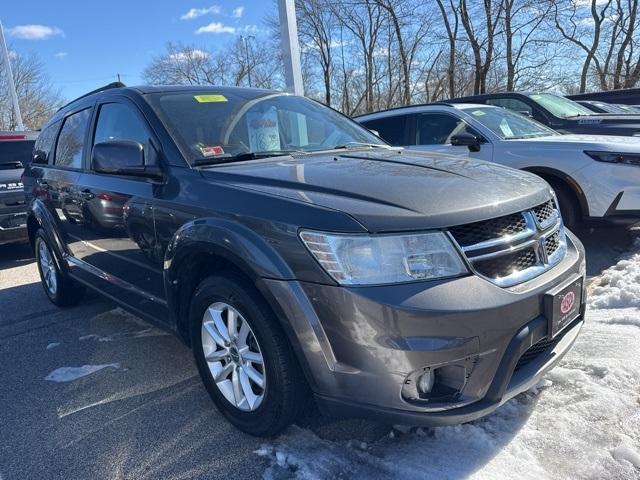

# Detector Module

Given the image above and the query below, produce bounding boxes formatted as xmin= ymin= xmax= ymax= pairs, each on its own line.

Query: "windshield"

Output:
xmin=527 ymin=93 xmax=594 ymax=118
xmin=147 ymin=91 xmax=386 ymax=163
xmin=462 ymin=106 xmax=558 ymax=140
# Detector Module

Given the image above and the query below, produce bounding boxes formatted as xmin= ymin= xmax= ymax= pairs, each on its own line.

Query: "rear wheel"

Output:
xmin=190 ymin=273 xmax=308 ymax=436
xmin=34 ymin=229 xmax=85 ymax=307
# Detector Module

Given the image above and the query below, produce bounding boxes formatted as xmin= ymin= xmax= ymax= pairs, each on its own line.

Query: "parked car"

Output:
xmin=357 ymin=103 xmax=640 ymax=230
xmin=575 ymin=100 xmax=634 ymax=114
xmin=0 ymin=131 xmax=38 ymax=246
xmin=24 ymin=84 xmax=586 ymax=436
xmin=446 ymin=92 xmax=640 ymax=136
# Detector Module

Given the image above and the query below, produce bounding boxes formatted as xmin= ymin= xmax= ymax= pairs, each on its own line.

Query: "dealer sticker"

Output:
xmin=194 ymin=94 xmax=228 ymax=103
xmin=200 ymin=145 xmax=225 ymax=157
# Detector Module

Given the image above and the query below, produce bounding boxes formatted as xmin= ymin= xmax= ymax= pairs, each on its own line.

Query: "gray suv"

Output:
xmin=24 ymin=84 xmax=586 ymax=436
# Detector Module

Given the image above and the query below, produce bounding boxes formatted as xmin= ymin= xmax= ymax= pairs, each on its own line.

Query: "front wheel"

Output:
xmin=34 ymin=229 xmax=85 ymax=307
xmin=190 ymin=273 xmax=308 ymax=436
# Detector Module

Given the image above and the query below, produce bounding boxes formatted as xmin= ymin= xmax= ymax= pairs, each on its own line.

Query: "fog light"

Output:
xmin=417 ymin=369 xmax=435 ymax=394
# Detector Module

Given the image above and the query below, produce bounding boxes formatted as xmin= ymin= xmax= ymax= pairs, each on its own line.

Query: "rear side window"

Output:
xmin=55 ymin=109 xmax=91 ymax=169
xmin=486 ymin=98 xmax=533 ymax=116
xmin=361 ymin=115 xmax=408 ymax=145
xmin=33 ymin=121 xmax=60 ymax=165
xmin=0 ymin=140 xmax=35 ymax=168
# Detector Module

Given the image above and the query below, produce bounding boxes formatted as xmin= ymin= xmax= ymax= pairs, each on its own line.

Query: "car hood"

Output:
xmin=200 ymin=149 xmax=552 ymax=232
xmin=515 ymin=134 xmax=640 ymax=152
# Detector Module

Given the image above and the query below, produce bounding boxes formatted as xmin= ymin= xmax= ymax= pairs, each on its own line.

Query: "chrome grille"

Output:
xmin=449 ymin=213 xmax=527 ymax=247
xmin=533 ymin=200 xmax=558 ymax=229
xmin=449 ymin=200 xmax=566 ymax=287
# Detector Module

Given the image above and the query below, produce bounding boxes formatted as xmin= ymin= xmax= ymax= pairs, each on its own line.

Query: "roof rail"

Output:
xmin=57 ymin=81 xmax=126 ymax=112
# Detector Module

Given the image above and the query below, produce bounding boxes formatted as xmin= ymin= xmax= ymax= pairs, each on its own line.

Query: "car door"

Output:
xmin=68 ymin=99 xmax=167 ymax=321
xmin=41 ymin=107 xmax=91 ymax=259
xmin=408 ymin=112 xmax=494 ymax=161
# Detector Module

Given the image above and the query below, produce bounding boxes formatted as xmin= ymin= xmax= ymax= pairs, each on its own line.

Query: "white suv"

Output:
xmin=357 ymin=104 xmax=640 ymax=229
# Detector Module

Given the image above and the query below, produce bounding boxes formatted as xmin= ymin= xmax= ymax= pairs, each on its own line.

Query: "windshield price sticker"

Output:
xmin=194 ymin=94 xmax=228 ymax=103
xmin=247 ymin=107 xmax=281 ymax=151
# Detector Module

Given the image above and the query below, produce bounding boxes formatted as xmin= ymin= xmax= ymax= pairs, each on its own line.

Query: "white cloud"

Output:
xmin=7 ymin=24 xmax=64 ymax=40
xmin=232 ymin=6 xmax=245 ymax=18
xmin=195 ymin=22 xmax=236 ymax=34
xmin=169 ymin=49 xmax=209 ymax=61
xmin=181 ymin=5 xmax=221 ymax=20
xmin=54 ymin=51 xmax=68 ymax=59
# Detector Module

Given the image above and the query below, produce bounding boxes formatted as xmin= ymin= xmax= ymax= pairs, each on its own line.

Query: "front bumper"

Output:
xmin=262 ymin=231 xmax=586 ymax=426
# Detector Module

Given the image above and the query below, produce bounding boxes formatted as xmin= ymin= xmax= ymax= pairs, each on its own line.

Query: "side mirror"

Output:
xmin=92 ymin=140 xmax=162 ymax=179
xmin=32 ymin=150 xmax=48 ymax=164
xmin=451 ymin=132 xmax=481 ymax=152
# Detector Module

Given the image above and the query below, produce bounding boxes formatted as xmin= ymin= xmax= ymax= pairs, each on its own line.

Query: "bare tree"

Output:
xmin=554 ymin=0 xmax=612 ymax=93
xmin=0 ymin=50 xmax=63 ymax=130
xmin=598 ymin=0 xmax=640 ymax=89
xmin=436 ymin=0 xmax=460 ymax=98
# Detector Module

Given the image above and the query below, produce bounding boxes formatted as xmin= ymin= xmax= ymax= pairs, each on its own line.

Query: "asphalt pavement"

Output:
xmin=0 ymin=227 xmax=634 ymax=479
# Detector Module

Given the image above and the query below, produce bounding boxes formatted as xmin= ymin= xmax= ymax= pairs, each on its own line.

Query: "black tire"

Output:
xmin=549 ymin=182 xmax=580 ymax=231
xmin=34 ymin=229 xmax=85 ymax=307
xmin=190 ymin=273 xmax=308 ymax=436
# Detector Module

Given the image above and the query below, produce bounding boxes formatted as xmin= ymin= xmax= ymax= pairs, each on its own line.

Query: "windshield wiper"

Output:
xmin=193 ymin=150 xmax=303 ymax=166
xmin=331 ymin=142 xmax=392 ymax=150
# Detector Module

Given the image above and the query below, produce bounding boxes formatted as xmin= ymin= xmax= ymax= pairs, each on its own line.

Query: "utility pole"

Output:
xmin=240 ymin=35 xmax=254 ymax=88
xmin=0 ymin=20 xmax=24 ymax=131
xmin=278 ymin=0 xmax=303 ymax=95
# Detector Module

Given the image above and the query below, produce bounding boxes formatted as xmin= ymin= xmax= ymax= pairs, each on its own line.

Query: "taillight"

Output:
xmin=97 ymin=193 xmax=113 ymax=201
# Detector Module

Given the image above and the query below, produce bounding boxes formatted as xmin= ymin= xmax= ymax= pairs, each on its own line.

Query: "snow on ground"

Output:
xmin=44 ymin=364 xmax=120 ymax=383
xmin=257 ymin=243 xmax=640 ymax=480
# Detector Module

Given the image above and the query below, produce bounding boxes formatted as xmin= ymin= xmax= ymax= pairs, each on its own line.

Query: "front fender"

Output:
xmin=164 ymin=218 xmax=295 ymax=283
xmin=28 ymin=198 xmax=70 ymax=274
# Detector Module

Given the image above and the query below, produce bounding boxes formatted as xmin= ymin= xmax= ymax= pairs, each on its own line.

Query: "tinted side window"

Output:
xmin=33 ymin=121 xmax=60 ymax=164
xmin=94 ymin=103 xmax=149 ymax=146
xmin=361 ymin=115 xmax=408 ymax=145
xmin=416 ymin=113 xmax=473 ymax=145
xmin=486 ymin=98 xmax=533 ymax=116
xmin=55 ymin=109 xmax=91 ymax=169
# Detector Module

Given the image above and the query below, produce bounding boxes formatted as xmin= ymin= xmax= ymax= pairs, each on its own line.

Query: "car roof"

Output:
xmin=355 ymin=103 xmax=494 ymax=121
xmin=52 ymin=83 xmax=280 ymax=123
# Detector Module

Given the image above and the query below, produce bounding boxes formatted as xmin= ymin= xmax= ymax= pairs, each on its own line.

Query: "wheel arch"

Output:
xmin=164 ymin=218 xmax=296 ymax=345
xmin=522 ymin=167 xmax=588 ymax=218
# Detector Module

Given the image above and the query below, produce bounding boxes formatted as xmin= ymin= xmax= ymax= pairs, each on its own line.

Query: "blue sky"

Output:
xmin=2 ymin=1 xmax=272 ymax=100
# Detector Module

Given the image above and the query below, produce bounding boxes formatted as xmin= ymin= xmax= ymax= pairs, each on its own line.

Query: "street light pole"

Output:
xmin=0 ymin=20 xmax=24 ymax=131
xmin=240 ymin=35 xmax=254 ymax=88
xmin=278 ymin=0 xmax=303 ymax=96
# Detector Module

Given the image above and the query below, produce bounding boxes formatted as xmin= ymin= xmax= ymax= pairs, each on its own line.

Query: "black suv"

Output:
xmin=0 ymin=131 xmax=38 ymax=245
xmin=447 ymin=92 xmax=640 ymax=136
xmin=24 ymin=84 xmax=586 ymax=436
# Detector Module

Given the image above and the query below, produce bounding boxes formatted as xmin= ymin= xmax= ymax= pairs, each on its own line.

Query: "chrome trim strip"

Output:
xmin=448 ymin=202 xmax=566 ymax=288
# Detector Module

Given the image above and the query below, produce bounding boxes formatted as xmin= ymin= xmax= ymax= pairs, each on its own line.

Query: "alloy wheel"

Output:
xmin=38 ymin=241 xmax=58 ymax=296
xmin=201 ymin=302 xmax=266 ymax=411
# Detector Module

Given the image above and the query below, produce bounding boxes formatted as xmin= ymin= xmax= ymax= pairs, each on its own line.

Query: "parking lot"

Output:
xmin=1 ymin=227 xmax=638 ymax=480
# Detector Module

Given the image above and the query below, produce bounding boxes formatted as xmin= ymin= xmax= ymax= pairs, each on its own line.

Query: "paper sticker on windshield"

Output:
xmin=471 ymin=110 xmax=485 ymax=116
xmin=499 ymin=119 xmax=514 ymax=137
xmin=194 ymin=94 xmax=228 ymax=103
xmin=200 ymin=145 xmax=225 ymax=157
xmin=247 ymin=107 xmax=281 ymax=151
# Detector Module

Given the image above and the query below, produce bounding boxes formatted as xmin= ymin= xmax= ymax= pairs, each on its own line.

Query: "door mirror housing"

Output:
xmin=32 ymin=150 xmax=48 ymax=164
xmin=92 ymin=140 xmax=162 ymax=179
xmin=451 ymin=133 xmax=481 ymax=152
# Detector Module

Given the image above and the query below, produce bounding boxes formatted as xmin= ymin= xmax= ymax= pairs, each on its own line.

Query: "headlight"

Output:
xmin=299 ymin=230 xmax=468 ymax=285
xmin=585 ymin=150 xmax=640 ymax=166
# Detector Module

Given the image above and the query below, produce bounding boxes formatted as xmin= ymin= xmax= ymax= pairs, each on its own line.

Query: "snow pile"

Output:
xmin=257 ymin=245 xmax=640 ymax=479
xmin=45 ymin=364 xmax=120 ymax=383
xmin=590 ymin=247 xmax=640 ymax=309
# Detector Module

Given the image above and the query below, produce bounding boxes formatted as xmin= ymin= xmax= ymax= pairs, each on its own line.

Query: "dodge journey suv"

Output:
xmin=24 ymin=84 xmax=586 ymax=436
